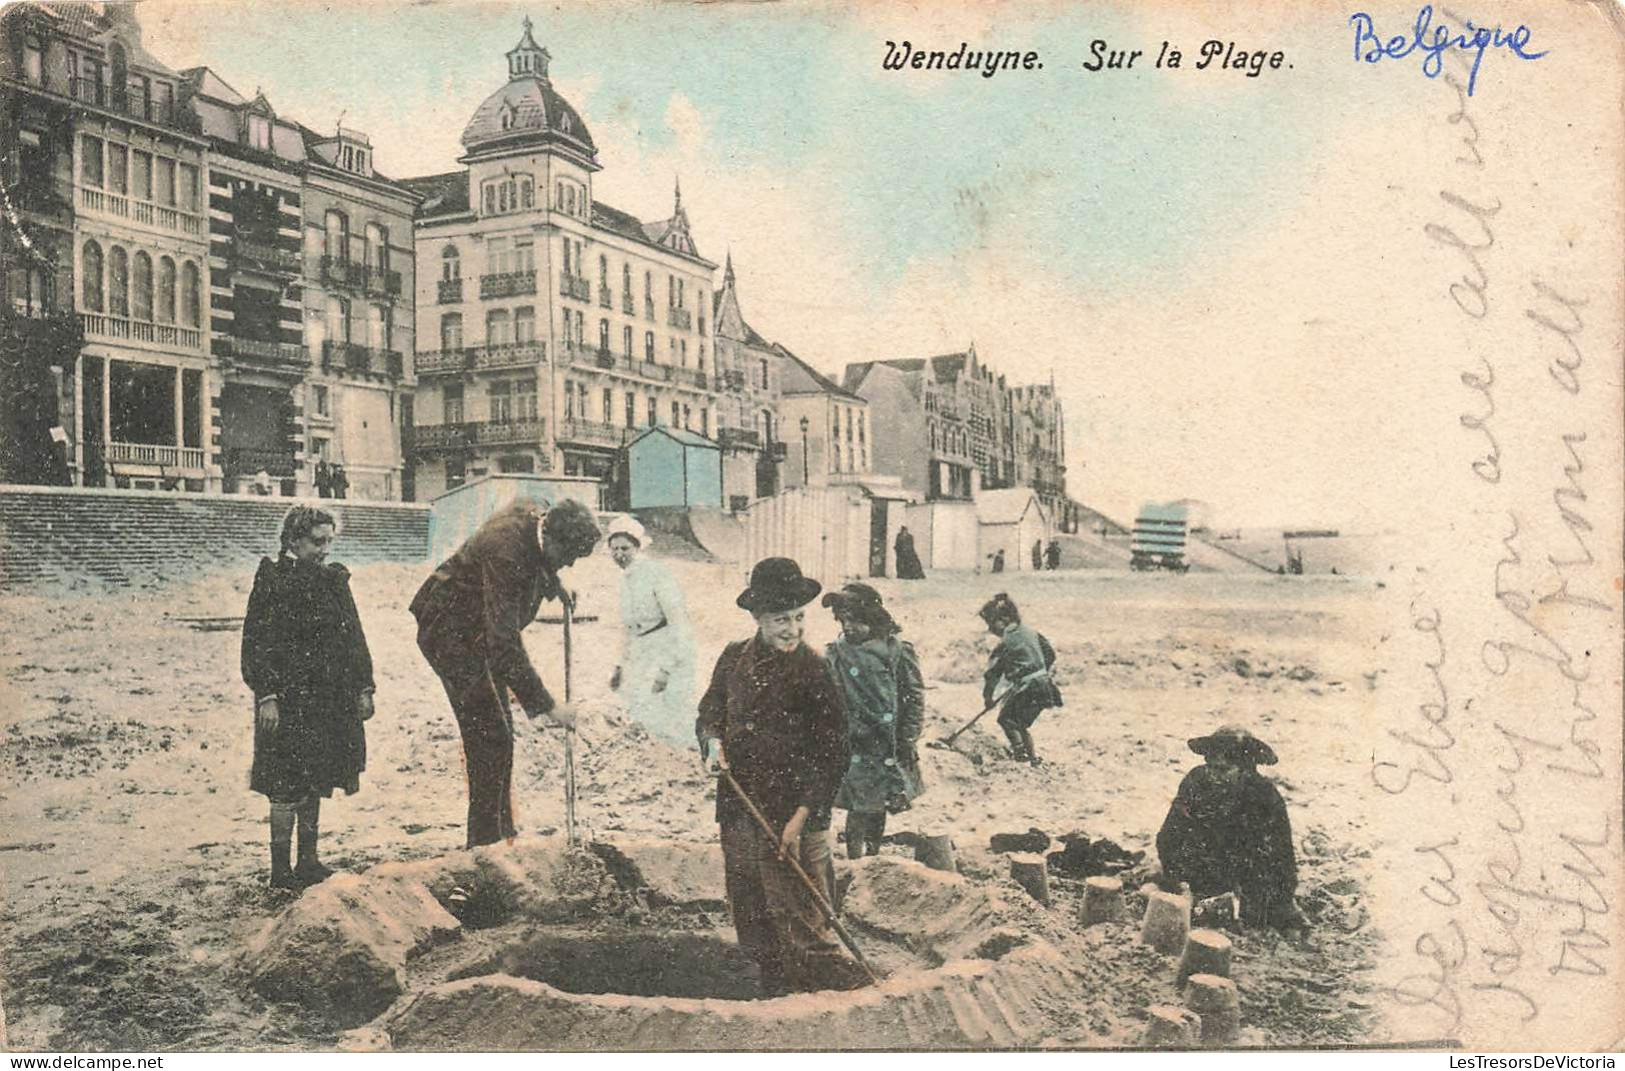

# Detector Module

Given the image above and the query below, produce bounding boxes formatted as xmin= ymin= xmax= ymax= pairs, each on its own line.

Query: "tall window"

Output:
xmin=131 ymin=251 xmax=152 ymax=320
xmin=597 ymin=318 xmax=608 ymax=353
xmin=488 ymin=380 xmax=513 ymax=423
xmin=156 ymin=256 xmax=176 ymax=323
xmin=23 ymin=34 xmax=43 ymax=86
xmin=671 ymin=400 xmax=680 ymax=426
xmin=131 ymin=151 xmax=151 ymax=201
xmin=622 ymin=262 xmax=631 ymax=300
xmin=561 ymin=310 xmax=573 ymax=347
xmin=516 ymin=236 xmax=534 ymax=273
xmin=365 ymin=223 xmax=387 ymax=271
xmin=443 ymin=383 xmax=464 ymax=424
xmin=602 ymin=388 xmax=612 ymax=424
xmin=441 ymin=244 xmax=460 ymax=280
xmin=701 ymin=409 xmax=710 ymax=437
xmin=179 ymin=163 xmax=199 ymax=212
xmin=328 ymin=295 xmax=351 ymax=343
xmin=486 ymin=309 xmax=512 ymax=347
xmin=183 ymin=261 xmax=200 ymax=327
xmin=107 ymin=247 xmax=128 ymax=316
xmin=440 ymin=312 xmax=463 ymax=351
xmin=647 ymin=397 xmax=657 ymax=426
xmin=622 ymin=325 xmax=632 ymax=358
xmin=667 ymin=275 xmax=675 ymax=309
xmin=644 ymin=331 xmax=654 ymax=363
xmin=81 ymin=240 xmax=104 ymax=312
xmin=680 ymin=340 xmax=688 ymax=367
xmin=514 ymin=306 xmax=535 ymax=344
xmin=644 ymin=271 xmax=653 ymax=318
xmin=564 ymin=381 xmax=576 ymax=420
xmin=488 ymin=236 xmax=512 ymax=275
xmin=248 ymin=114 xmax=271 ymax=151
xmin=368 ymin=303 xmax=389 ymax=349
xmin=515 ymin=378 xmax=537 ymax=420
xmin=80 ymin=136 xmax=103 ymax=188
xmin=623 ymin=391 xmax=635 ymax=428
xmin=324 ymin=210 xmax=348 ymax=260
xmin=598 ymin=255 xmax=608 ymax=292
xmin=759 ymin=357 xmax=769 ymax=389
xmin=107 ymin=144 xmax=128 ymax=195
xmin=155 ymin=157 xmax=176 ymax=207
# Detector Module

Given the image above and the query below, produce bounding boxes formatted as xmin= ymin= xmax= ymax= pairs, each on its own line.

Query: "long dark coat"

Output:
xmin=242 ymin=555 xmax=374 ymax=801
xmin=1156 ymin=764 xmax=1298 ymax=925
xmin=828 ymin=635 xmax=925 ymax=813
xmin=696 ymin=637 xmax=848 ymax=831
xmin=894 ymin=529 xmax=925 ymax=580
xmin=409 ymin=499 xmax=563 ymax=715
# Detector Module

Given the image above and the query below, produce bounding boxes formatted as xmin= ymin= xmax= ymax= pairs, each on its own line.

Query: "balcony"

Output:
xmin=222 ymin=446 xmax=295 ymax=477
xmin=409 ymin=419 xmax=545 ymax=453
xmin=598 ymin=285 xmax=612 ymax=309
xmin=108 ymin=441 xmax=205 ymax=469
xmin=322 ymin=340 xmax=403 ymax=378
xmin=557 ymin=419 xmax=629 ymax=449
xmin=70 ymin=79 xmax=180 ymax=126
xmin=437 ymin=277 xmax=463 ymax=304
xmin=558 ymin=274 xmax=590 ymax=302
xmin=717 ymin=427 xmax=762 ymax=451
xmin=366 ymin=267 xmax=403 ymax=298
xmin=320 ymin=255 xmax=367 ymax=290
xmin=78 ymin=186 xmax=203 ymax=236
xmin=480 ymin=269 xmax=536 ymax=300
xmin=415 ymin=341 xmax=545 ymax=377
xmin=227 ymin=336 xmax=308 ymax=373
xmin=79 ymin=311 xmax=202 ymax=351
xmin=667 ymin=307 xmax=693 ymax=331
xmin=230 ymin=239 xmax=300 ymax=276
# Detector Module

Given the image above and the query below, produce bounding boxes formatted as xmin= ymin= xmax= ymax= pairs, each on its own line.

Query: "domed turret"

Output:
xmin=460 ymin=18 xmax=596 ymax=163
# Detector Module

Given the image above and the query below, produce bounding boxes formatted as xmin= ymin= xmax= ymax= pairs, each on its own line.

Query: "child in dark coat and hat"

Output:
xmin=696 ymin=558 xmax=869 ymax=996
xmin=822 ymin=583 xmax=925 ymax=859
xmin=1156 ymin=724 xmax=1299 ymax=928
xmin=241 ymin=506 xmax=376 ymax=889
xmin=979 ymin=593 xmax=1063 ymax=766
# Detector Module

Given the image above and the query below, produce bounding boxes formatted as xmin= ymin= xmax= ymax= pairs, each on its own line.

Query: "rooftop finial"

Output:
xmin=724 ymin=248 xmax=735 ymax=286
xmin=674 ymin=175 xmax=683 ymax=213
xmin=508 ymin=16 xmax=551 ymax=82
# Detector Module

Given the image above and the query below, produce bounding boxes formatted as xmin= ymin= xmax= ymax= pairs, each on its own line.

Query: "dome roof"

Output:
xmin=460 ymin=19 xmax=596 ymax=160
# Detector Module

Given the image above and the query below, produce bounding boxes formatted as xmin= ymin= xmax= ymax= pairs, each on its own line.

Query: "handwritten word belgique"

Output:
xmin=1349 ymin=5 xmax=1547 ymax=97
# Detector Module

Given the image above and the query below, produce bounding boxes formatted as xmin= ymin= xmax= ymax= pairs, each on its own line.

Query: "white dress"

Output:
xmin=617 ymin=557 xmax=696 ymax=750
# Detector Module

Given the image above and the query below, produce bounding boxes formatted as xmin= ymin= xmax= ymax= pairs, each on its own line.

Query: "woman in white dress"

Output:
xmin=606 ymin=515 xmax=696 ymax=751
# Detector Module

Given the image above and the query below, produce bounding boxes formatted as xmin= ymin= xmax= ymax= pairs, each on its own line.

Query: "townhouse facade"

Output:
xmin=404 ymin=22 xmax=721 ymax=504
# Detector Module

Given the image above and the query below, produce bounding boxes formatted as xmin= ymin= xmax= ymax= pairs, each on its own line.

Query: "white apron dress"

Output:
xmin=617 ymin=557 xmax=696 ymax=750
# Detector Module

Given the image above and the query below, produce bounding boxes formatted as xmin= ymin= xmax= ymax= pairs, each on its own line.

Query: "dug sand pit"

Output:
xmin=243 ymin=841 xmax=1145 ymax=1050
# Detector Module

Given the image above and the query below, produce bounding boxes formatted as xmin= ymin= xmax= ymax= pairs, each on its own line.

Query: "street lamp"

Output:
xmin=799 ymin=415 xmax=810 ymax=486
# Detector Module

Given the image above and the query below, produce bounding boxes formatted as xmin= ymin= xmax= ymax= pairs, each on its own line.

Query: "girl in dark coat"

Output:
xmin=242 ymin=505 xmax=375 ymax=889
xmin=979 ymin=593 xmax=1063 ymax=766
xmin=822 ymin=583 xmax=925 ymax=859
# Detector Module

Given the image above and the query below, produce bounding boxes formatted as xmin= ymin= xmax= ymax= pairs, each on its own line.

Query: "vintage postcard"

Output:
xmin=0 ymin=0 xmax=1621 ymax=1055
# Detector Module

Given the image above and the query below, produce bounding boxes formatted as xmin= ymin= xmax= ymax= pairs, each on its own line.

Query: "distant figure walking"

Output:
xmin=331 ymin=464 xmax=349 ymax=500
xmin=894 ymin=526 xmax=925 ymax=580
xmin=314 ymin=460 xmax=333 ymax=499
xmin=252 ymin=468 xmax=273 ymax=497
xmin=606 ymin=515 xmax=696 ymax=751
xmin=989 ymin=549 xmax=1005 ymax=574
xmin=1045 ymin=539 xmax=1061 ymax=571
xmin=1031 ymin=539 xmax=1043 ymax=571
xmin=242 ymin=506 xmax=375 ymax=889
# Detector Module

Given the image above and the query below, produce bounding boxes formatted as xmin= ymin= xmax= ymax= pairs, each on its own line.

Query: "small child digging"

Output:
xmin=978 ymin=593 xmax=1063 ymax=766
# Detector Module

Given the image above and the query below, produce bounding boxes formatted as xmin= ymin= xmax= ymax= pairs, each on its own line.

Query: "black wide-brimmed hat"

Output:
xmin=1188 ymin=724 xmax=1278 ymax=766
xmin=737 ymin=557 xmax=822 ymax=614
xmin=822 ymin=582 xmax=899 ymax=634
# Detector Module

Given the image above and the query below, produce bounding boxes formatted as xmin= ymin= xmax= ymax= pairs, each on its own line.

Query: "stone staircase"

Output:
xmin=0 ymin=485 xmax=430 ymax=589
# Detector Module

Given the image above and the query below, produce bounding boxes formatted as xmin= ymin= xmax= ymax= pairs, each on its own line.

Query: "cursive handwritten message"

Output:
xmin=1377 ymin=34 xmax=1619 ymax=1045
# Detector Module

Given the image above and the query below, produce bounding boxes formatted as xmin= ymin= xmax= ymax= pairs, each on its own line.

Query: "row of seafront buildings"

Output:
xmin=0 ymin=4 xmax=1071 ymax=525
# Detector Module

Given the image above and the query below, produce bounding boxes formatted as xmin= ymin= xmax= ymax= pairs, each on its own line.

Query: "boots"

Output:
xmin=1003 ymin=726 xmax=1030 ymax=763
xmin=294 ymin=799 xmax=334 ymax=887
xmin=269 ymin=837 xmax=298 ymax=889
xmin=1021 ymin=730 xmax=1043 ymax=767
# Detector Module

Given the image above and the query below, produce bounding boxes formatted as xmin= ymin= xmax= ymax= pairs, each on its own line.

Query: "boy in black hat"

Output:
xmin=1156 ymin=724 xmax=1299 ymax=928
xmin=979 ymin=593 xmax=1063 ymax=766
xmin=696 ymin=558 xmax=865 ymax=996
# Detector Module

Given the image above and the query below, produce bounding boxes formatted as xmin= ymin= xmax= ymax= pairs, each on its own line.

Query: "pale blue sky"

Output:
xmin=137 ymin=1 xmax=1436 ymax=525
